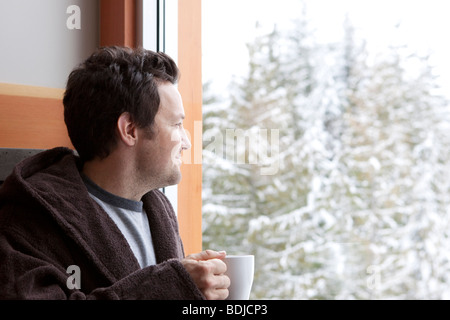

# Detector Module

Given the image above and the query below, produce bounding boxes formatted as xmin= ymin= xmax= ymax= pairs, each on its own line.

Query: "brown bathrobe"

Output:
xmin=0 ymin=147 xmax=204 ymax=300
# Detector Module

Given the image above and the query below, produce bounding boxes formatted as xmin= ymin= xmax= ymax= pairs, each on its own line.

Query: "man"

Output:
xmin=0 ymin=46 xmax=230 ymax=299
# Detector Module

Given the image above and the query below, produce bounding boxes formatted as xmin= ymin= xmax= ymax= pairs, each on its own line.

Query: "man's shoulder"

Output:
xmin=0 ymin=147 xmax=88 ymax=234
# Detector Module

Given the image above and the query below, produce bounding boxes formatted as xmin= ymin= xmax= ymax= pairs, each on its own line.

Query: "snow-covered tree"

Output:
xmin=202 ymin=11 xmax=450 ymax=300
xmin=203 ymin=16 xmax=344 ymax=299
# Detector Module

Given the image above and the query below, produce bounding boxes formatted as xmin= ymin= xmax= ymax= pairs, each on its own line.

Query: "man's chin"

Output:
xmin=174 ymin=158 xmax=183 ymax=166
xmin=162 ymin=170 xmax=182 ymax=188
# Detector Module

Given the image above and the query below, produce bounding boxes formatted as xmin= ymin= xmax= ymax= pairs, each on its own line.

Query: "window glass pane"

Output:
xmin=202 ymin=0 xmax=450 ymax=299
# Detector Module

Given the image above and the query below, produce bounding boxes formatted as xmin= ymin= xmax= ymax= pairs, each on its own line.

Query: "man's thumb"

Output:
xmin=187 ymin=250 xmax=226 ymax=261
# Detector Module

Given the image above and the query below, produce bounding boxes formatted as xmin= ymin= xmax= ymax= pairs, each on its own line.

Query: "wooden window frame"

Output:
xmin=176 ymin=0 xmax=203 ymax=256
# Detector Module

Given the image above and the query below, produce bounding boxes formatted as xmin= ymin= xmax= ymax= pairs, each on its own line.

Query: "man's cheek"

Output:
xmin=170 ymin=131 xmax=182 ymax=163
xmin=170 ymin=144 xmax=182 ymax=163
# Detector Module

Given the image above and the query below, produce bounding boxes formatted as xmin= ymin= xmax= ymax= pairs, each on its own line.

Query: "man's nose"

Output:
xmin=181 ymin=128 xmax=191 ymax=150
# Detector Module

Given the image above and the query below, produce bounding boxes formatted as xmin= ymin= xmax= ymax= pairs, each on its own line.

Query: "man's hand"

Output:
xmin=182 ymin=250 xmax=230 ymax=300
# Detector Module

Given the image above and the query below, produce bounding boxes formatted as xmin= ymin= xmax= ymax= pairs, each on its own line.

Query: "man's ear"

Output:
xmin=117 ymin=112 xmax=137 ymax=147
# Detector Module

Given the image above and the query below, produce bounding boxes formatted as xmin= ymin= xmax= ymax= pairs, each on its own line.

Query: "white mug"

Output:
xmin=224 ymin=255 xmax=254 ymax=300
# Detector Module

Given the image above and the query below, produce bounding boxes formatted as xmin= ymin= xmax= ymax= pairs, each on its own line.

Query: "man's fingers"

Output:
xmin=182 ymin=250 xmax=230 ymax=300
xmin=201 ymin=275 xmax=230 ymax=300
xmin=206 ymin=288 xmax=229 ymax=301
xmin=209 ymin=259 xmax=227 ymax=275
xmin=218 ymin=274 xmax=231 ymax=289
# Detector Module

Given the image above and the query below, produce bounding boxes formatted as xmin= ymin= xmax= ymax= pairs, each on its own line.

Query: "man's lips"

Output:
xmin=174 ymin=151 xmax=183 ymax=162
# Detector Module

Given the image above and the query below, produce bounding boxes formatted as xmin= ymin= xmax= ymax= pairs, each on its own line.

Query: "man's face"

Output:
xmin=135 ymin=82 xmax=191 ymax=189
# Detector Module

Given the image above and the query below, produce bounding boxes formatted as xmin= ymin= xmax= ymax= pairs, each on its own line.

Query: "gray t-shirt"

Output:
xmin=82 ymin=175 xmax=156 ymax=268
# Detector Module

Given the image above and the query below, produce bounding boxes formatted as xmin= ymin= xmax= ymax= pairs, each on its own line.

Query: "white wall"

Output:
xmin=0 ymin=0 xmax=99 ymax=89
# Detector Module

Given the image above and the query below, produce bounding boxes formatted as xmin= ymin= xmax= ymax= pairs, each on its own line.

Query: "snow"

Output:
xmin=202 ymin=0 xmax=450 ymax=300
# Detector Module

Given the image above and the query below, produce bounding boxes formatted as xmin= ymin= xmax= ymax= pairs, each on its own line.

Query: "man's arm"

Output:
xmin=0 ymin=232 xmax=205 ymax=300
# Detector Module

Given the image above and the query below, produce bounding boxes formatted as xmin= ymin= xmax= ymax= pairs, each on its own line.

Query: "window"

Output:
xmin=202 ymin=0 xmax=450 ymax=299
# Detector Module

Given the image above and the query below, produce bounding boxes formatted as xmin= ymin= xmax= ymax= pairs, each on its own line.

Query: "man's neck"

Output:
xmin=82 ymin=154 xmax=144 ymax=202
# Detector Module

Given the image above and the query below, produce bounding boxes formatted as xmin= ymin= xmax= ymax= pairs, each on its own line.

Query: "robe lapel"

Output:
xmin=143 ymin=190 xmax=185 ymax=263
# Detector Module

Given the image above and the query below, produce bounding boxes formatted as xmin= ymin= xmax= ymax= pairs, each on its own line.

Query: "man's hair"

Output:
xmin=63 ymin=46 xmax=179 ymax=162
